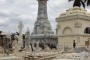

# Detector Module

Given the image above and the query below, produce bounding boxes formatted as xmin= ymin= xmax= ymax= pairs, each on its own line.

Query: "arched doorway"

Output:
xmin=84 ymin=27 xmax=90 ymax=47
xmin=84 ymin=27 xmax=90 ymax=34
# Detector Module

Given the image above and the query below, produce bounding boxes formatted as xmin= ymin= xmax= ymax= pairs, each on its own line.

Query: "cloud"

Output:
xmin=0 ymin=0 xmax=7 ymax=5
xmin=0 ymin=0 xmax=90 ymax=33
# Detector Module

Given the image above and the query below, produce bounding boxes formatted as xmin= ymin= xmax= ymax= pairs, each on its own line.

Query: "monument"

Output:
xmin=32 ymin=0 xmax=54 ymax=34
xmin=0 ymin=31 xmax=19 ymax=60
xmin=18 ymin=21 xmax=24 ymax=50
xmin=56 ymin=6 xmax=90 ymax=48
xmin=24 ymin=28 xmax=31 ymax=51
xmin=31 ymin=0 xmax=57 ymax=50
xmin=56 ymin=0 xmax=90 ymax=49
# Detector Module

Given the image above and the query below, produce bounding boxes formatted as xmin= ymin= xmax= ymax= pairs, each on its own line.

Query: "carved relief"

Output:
xmin=77 ymin=37 xmax=80 ymax=44
xmin=57 ymin=14 xmax=90 ymax=22
xmin=74 ymin=21 xmax=82 ymax=28
xmin=62 ymin=27 xmax=73 ymax=35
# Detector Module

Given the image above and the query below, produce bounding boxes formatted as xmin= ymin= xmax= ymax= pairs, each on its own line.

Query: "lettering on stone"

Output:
xmin=59 ymin=14 xmax=90 ymax=21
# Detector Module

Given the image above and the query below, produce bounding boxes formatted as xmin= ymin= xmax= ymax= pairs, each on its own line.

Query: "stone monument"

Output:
xmin=32 ymin=0 xmax=54 ymax=34
xmin=56 ymin=6 xmax=90 ymax=48
xmin=0 ymin=32 xmax=19 ymax=60
xmin=31 ymin=0 xmax=57 ymax=50
xmin=18 ymin=21 xmax=24 ymax=50
xmin=24 ymin=27 xmax=31 ymax=51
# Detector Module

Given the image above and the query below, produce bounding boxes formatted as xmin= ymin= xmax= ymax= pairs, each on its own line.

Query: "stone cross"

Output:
xmin=18 ymin=21 xmax=24 ymax=49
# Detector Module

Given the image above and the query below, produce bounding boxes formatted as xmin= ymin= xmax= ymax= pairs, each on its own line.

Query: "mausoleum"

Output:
xmin=56 ymin=6 xmax=90 ymax=48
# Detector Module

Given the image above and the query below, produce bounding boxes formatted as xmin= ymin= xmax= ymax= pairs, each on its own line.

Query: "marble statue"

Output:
xmin=24 ymin=27 xmax=31 ymax=51
xmin=36 ymin=41 xmax=42 ymax=51
xmin=18 ymin=21 xmax=24 ymax=50
xmin=7 ymin=31 xmax=12 ymax=49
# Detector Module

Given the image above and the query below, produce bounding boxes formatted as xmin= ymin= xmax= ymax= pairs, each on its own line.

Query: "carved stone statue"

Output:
xmin=18 ymin=21 xmax=24 ymax=50
xmin=24 ymin=28 xmax=31 ymax=51
xmin=36 ymin=41 xmax=42 ymax=52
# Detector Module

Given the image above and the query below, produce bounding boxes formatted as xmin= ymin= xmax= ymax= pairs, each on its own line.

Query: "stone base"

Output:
xmin=0 ymin=56 xmax=18 ymax=60
xmin=0 ymin=54 xmax=19 ymax=60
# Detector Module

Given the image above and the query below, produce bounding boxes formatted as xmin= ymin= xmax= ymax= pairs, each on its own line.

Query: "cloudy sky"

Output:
xmin=0 ymin=0 xmax=90 ymax=34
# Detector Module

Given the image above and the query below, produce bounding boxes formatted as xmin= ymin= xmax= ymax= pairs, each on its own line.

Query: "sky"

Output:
xmin=0 ymin=0 xmax=90 ymax=34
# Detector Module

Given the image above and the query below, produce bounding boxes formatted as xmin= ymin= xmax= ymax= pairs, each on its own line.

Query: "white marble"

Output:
xmin=0 ymin=55 xmax=18 ymax=60
xmin=79 ymin=51 xmax=88 ymax=60
xmin=18 ymin=21 xmax=24 ymax=49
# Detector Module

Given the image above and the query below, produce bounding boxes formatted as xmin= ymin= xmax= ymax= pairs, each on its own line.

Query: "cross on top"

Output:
xmin=18 ymin=21 xmax=24 ymax=31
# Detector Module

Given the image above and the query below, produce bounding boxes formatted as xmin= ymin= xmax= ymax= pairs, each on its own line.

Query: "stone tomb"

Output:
xmin=56 ymin=7 xmax=90 ymax=48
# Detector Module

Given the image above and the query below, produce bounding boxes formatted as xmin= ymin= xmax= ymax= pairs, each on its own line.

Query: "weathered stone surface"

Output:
xmin=32 ymin=0 xmax=54 ymax=35
xmin=31 ymin=0 xmax=57 ymax=50
xmin=56 ymin=6 xmax=90 ymax=48
xmin=18 ymin=21 xmax=24 ymax=50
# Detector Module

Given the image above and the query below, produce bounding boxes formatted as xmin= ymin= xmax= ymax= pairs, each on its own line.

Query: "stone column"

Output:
xmin=37 ymin=0 xmax=48 ymax=19
xmin=32 ymin=0 xmax=54 ymax=34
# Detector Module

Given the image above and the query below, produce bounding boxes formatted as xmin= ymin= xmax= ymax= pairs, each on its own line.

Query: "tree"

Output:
xmin=84 ymin=0 xmax=90 ymax=6
xmin=69 ymin=0 xmax=85 ymax=8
